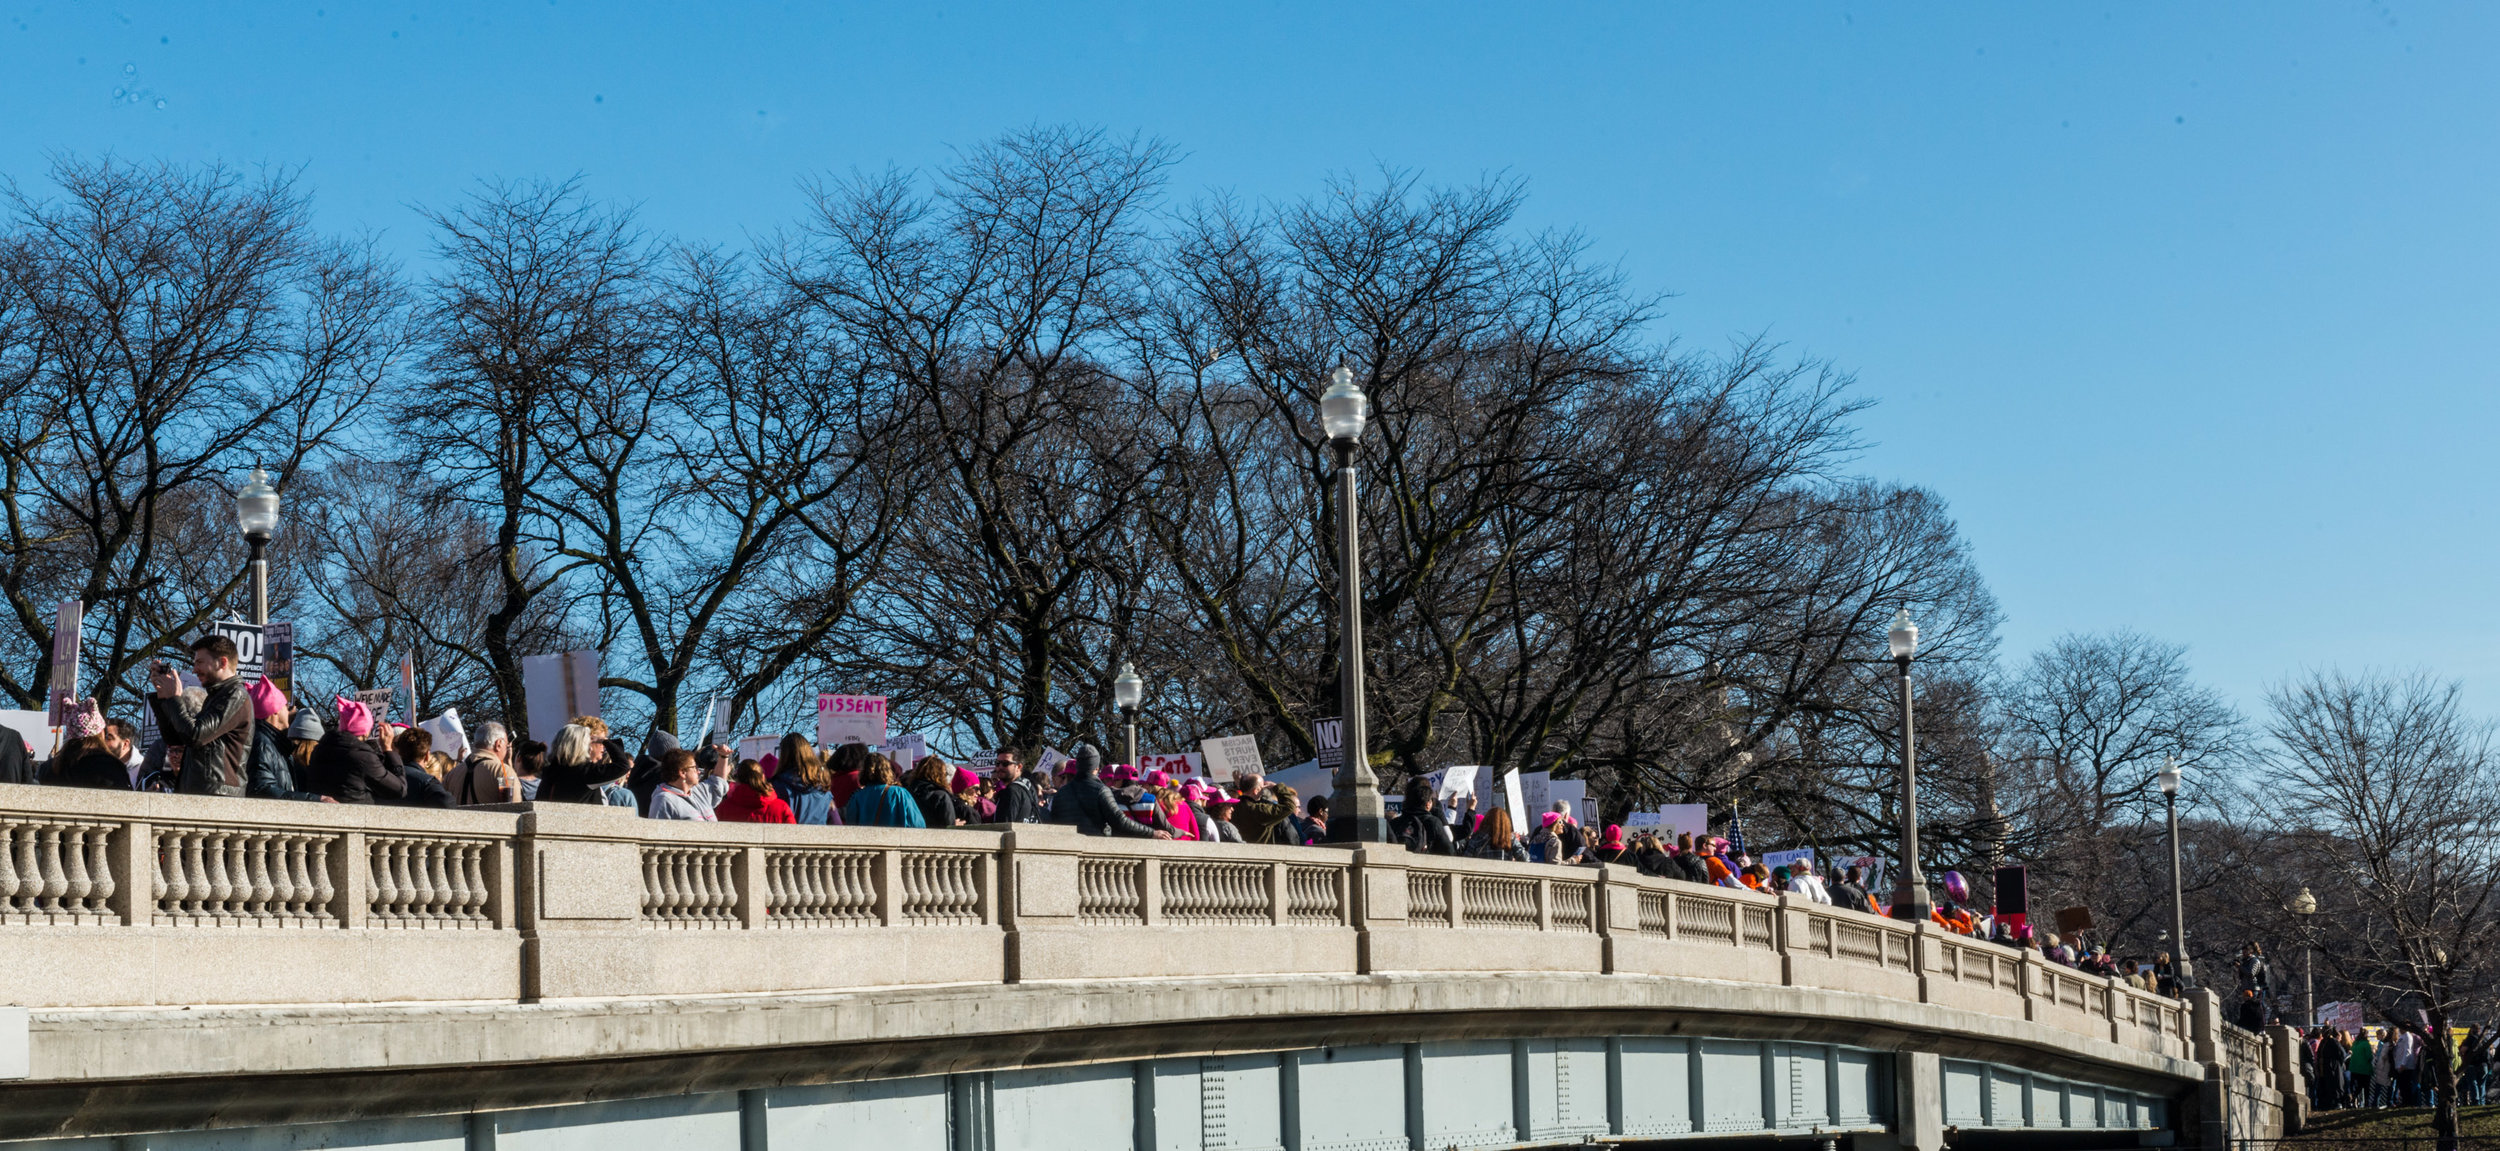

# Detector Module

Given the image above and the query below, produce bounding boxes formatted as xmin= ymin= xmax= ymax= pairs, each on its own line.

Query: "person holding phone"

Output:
xmin=147 ymin=635 xmax=254 ymax=797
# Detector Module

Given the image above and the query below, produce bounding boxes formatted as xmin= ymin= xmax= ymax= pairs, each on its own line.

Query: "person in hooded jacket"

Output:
xmin=390 ymin=727 xmax=454 ymax=809
xmin=986 ymin=750 xmax=1042 ymax=824
xmin=242 ymin=679 xmax=327 ymax=803
xmin=1586 ymin=824 xmax=1630 ymax=865
xmin=309 ymin=698 xmax=409 ymax=804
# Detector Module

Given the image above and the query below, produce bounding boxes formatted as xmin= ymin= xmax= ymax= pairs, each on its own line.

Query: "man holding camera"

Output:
xmin=148 ymin=634 xmax=254 ymax=797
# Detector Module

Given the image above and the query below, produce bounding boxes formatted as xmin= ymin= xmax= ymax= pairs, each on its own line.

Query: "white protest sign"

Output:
xmin=1034 ymin=746 xmax=1070 ymax=777
xmin=1624 ymin=810 xmax=1664 ymax=828
xmin=1659 ymin=803 xmax=1711 ymax=841
xmin=353 ymin=688 xmax=395 ymax=723
xmin=418 ymin=709 xmax=470 ymax=761
xmin=736 ymin=734 xmax=780 ymax=766
xmin=1140 ymin=751 xmax=1205 ymax=778
xmin=47 ymin=599 xmax=80 ymax=727
xmin=1548 ymin=779 xmax=1589 ymax=826
xmin=1433 ymin=766 xmax=1480 ymax=804
xmin=815 ymin=694 xmax=887 ymax=748
xmin=965 ymin=749 xmax=1000 ymax=775
xmin=521 ymin=650 xmax=601 ymax=741
xmin=1199 ymin=734 xmax=1263 ymax=780
xmin=885 ymin=732 xmax=929 ymax=773
xmin=1521 ymin=771 xmax=1552 ymax=819
xmin=1761 ymin=847 xmax=1816 ymax=875
xmin=1498 ymin=769 xmax=1528 ymax=833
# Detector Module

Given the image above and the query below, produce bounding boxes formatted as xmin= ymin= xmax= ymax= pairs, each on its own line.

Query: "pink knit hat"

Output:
xmin=334 ymin=696 xmax=374 ymax=737
xmin=247 ymin=677 xmax=287 ymax=721
xmin=66 ymin=698 xmax=105 ymax=740
xmin=953 ymin=766 xmax=979 ymax=792
xmin=1540 ymin=811 xmax=1562 ymax=827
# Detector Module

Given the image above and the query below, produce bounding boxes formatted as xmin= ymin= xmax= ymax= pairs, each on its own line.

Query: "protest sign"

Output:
xmin=1312 ymin=717 xmax=1343 ymax=772
xmin=2319 ymin=1001 xmax=2366 ymax=1033
xmin=211 ymin=620 xmax=265 ymax=682
xmin=1034 ymin=746 xmax=1070 ymax=777
xmin=1498 ymin=769 xmax=1527 ymax=833
xmin=263 ymin=621 xmax=294 ymax=699
xmin=398 ymin=653 xmax=417 ymax=724
xmin=885 ymin=732 xmax=929 ymax=773
xmin=1433 ymin=766 xmax=1480 ymax=804
xmin=736 ymin=734 xmax=780 ymax=766
xmin=419 ymin=709 xmax=470 ymax=761
xmin=1624 ymin=810 xmax=1663 ymax=828
xmin=1761 ymin=847 xmax=1816 ymax=875
xmin=815 ymin=694 xmax=887 ymax=748
xmin=521 ymin=650 xmax=601 ymax=741
xmin=1521 ymin=771 xmax=1551 ymax=819
xmin=46 ymin=599 xmax=80 ymax=727
xmin=1658 ymin=804 xmax=1711 ymax=841
xmin=1199 ymin=734 xmax=1263 ymax=779
xmin=1547 ymin=779 xmax=1590 ymax=826
xmin=964 ymin=749 xmax=1000 ymax=776
xmin=1139 ymin=751 xmax=1204 ymax=778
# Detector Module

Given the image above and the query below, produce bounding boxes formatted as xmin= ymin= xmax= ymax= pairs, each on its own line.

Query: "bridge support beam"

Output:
xmin=1857 ymin=1050 xmax=1944 ymax=1151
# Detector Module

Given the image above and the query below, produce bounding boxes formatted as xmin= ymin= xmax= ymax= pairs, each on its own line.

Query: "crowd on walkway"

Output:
xmin=2 ymin=633 xmax=2414 ymax=1056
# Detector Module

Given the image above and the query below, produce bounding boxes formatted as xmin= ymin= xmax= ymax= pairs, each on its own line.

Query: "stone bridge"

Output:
xmin=0 ymin=785 xmax=2301 ymax=1150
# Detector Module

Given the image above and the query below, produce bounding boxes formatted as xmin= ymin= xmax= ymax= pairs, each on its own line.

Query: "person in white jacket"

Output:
xmin=1786 ymin=857 xmax=1834 ymax=905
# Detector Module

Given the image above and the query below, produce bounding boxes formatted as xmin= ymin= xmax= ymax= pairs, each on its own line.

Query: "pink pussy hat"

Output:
xmin=247 ymin=677 xmax=287 ymax=721
xmin=334 ymin=696 xmax=374 ymax=737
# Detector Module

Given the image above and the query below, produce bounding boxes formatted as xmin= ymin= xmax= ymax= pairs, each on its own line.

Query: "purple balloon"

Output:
xmin=1942 ymin=870 xmax=1970 ymax=903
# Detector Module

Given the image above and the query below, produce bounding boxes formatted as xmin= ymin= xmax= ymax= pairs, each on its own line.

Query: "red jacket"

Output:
xmin=714 ymin=782 xmax=795 ymax=824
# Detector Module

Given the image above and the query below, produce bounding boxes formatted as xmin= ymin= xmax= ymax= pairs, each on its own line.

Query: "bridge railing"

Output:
xmin=2 ymin=782 xmax=2210 ymax=1073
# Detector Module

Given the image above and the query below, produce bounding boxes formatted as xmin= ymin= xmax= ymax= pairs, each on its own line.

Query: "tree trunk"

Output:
xmin=2430 ymin=1007 xmax=2458 ymax=1151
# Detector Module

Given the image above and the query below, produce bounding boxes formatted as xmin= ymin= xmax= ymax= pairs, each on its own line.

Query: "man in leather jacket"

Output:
xmin=988 ymin=750 xmax=1043 ymax=824
xmin=148 ymin=634 xmax=253 ymax=797
xmin=1047 ymin=744 xmax=1167 ymax=838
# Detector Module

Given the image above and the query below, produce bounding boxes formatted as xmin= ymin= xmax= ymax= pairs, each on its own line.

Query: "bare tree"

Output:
xmin=2260 ymin=671 xmax=2500 ymax=1151
xmin=0 ymin=157 xmax=402 ymax=710
xmin=1996 ymin=631 xmax=2244 ymax=954
xmin=404 ymin=178 xmax=644 ymax=739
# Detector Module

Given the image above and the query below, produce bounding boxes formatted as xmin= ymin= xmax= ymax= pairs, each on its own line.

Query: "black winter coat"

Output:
xmin=246 ymin=721 xmax=323 ymax=802
xmin=1047 ymin=774 xmax=1157 ymax=837
xmin=50 ymin=746 xmax=132 ymax=790
xmin=988 ymin=776 xmax=1042 ymax=823
xmin=308 ymin=730 xmax=408 ymax=804
xmin=392 ymin=764 xmax=455 ymax=809
xmin=909 ymin=779 xmax=970 ymax=828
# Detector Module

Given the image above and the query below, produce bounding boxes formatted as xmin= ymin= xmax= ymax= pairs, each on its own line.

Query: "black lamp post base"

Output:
xmin=1888 ymin=887 xmax=1935 ymax=923
xmin=1326 ymin=813 xmax=1389 ymax=843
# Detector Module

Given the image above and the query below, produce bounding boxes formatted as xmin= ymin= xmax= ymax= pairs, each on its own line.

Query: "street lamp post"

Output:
xmin=1886 ymin=608 xmax=1933 ymax=922
xmin=2159 ymin=757 xmax=2194 ymax=989
xmin=236 ymin=467 xmax=281 ymax=627
xmin=2293 ymin=886 xmax=2318 ymax=1026
xmin=1320 ymin=367 xmax=1386 ymax=843
xmin=1113 ymin=662 xmax=1144 ymax=772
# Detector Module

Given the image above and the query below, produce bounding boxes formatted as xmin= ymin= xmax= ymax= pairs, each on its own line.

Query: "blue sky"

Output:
xmin=6 ymin=2 xmax=2494 ymax=718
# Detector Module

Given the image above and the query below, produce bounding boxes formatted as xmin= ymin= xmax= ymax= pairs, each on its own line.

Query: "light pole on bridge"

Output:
xmin=1320 ymin=367 xmax=1386 ymax=844
xmin=2159 ymin=756 xmax=2194 ymax=989
xmin=1113 ymin=662 xmax=1144 ymax=772
xmin=1887 ymin=608 xmax=1934 ymax=922
xmin=2292 ymin=885 xmax=2317 ymax=1026
xmin=236 ymin=466 xmax=280 ymax=627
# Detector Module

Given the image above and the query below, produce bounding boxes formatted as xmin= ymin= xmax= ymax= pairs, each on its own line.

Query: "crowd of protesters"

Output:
xmin=2304 ymin=1023 xmax=2500 ymax=1112
xmin=13 ymin=633 xmax=2483 ymax=1115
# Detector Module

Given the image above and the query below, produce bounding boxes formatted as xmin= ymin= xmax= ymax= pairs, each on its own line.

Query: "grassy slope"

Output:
xmin=2287 ymin=1106 xmax=2500 ymax=1146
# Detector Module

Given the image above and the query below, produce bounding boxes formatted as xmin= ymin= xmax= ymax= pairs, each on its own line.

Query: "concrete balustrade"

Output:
xmin=0 ymin=781 xmax=2294 ymax=1147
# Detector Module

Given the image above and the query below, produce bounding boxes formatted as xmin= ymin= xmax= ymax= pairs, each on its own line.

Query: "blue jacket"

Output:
xmin=842 ymin=784 xmax=927 ymax=829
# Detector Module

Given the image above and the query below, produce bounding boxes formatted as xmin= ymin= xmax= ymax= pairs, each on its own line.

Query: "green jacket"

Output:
xmin=1231 ymin=795 xmax=1295 ymax=845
